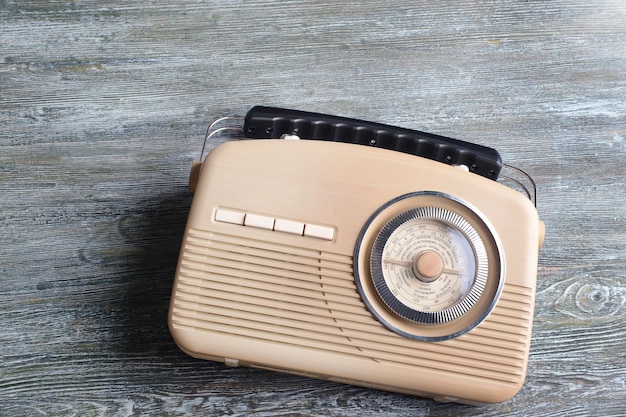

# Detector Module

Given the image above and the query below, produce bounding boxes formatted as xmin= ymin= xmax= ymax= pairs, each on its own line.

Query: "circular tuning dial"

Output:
xmin=355 ymin=192 xmax=504 ymax=341
xmin=373 ymin=207 xmax=486 ymax=325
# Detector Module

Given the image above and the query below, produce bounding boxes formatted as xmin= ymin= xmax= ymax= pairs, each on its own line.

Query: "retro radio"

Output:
xmin=168 ymin=106 xmax=545 ymax=404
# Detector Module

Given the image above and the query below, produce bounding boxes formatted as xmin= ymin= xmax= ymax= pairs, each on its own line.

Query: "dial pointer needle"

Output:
xmin=383 ymin=258 xmax=413 ymax=267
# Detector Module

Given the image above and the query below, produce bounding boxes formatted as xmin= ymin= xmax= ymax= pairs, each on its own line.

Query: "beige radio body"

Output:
xmin=168 ymin=139 xmax=543 ymax=404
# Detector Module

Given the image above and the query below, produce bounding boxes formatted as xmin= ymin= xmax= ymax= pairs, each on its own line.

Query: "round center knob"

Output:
xmin=414 ymin=251 xmax=444 ymax=282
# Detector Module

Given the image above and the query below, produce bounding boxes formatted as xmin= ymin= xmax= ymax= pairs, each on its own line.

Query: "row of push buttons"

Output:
xmin=214 ymin=208 xmax=335 ymax=241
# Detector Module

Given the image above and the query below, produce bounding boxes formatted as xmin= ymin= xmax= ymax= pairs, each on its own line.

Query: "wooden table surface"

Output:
xmin=1 ymin=1 xmax=625 ymax=416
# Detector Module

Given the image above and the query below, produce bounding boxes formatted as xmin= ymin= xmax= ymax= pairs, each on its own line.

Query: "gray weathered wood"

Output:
xmin=1 ymin=0 xmax=625 ymax=415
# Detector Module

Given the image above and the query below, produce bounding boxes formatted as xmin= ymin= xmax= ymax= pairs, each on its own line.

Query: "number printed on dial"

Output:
xmin=381 ymin=218 xmax=476 ymax=312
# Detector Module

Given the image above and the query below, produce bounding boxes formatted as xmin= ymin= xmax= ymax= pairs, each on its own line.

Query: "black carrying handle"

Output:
xmin=243 ymin=106 xmax=502 ymax=180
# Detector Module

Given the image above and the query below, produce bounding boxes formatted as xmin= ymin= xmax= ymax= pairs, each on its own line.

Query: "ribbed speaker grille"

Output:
xmin=171 ymin=228 xmax=533 ymax=386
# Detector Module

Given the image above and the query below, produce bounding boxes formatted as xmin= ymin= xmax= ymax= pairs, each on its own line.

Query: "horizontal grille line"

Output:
xmin=500 ymin=284 xmax=534 ymax=297
xmin=180 ymin=264 xmax=359 ymax=302
xmin=175 ymin=277 xmax=365 ymax=316
xmin=176 ymin=294 xmax=524 ymax=358
xmin=176 ymin=268 xmax=532 ymax=346
xmin=184 ymin=241 xmax=355 ymax=281
xmin=494 ymin=298 xmax=532 ymax=314
xmin=171 ymin=311 xmax=523 ymax=384
xmin=347 ymin=335 xmax=525 ymax=371
xmin=485 ymin=310 xmax=532 ymax=328
xmin=462 ymin=327 xmax=529 ymax=348
xmin=498 ymin=289 xmax=534 ymax=305
xmin=173 ymin=284 xmax=338 ymax=317
xmin=173 ymin=295 xmax=526 ymax=366
xmin=172 ymin=301 xmax=341 ymax=337
xmin=478 ymin=319 xmax=530 ymax=336
xmin=174 ymin=321 xmax=523 ymax=387
xmin=179 ymin=263 xmax=353 ymax=296
xmin=485 ymin=307 xmax=532 ymax=324
xmin=187 ymin=228 xmax=352 ymax=264
xmin=173 ymin=280 xmax=528 ymax=356
xmin=173 ymin=297 xmax=339 ymax=328
xmin=181 ymin=252 xmax=355 ymax=290
xmin=179 ymin=260 xmax=359 ymax=299
xmin=186 ymin=235 xmax=354 ymax=273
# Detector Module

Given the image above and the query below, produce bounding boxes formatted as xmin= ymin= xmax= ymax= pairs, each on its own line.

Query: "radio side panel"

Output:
xmin=168 ymin=140 xmax=540 ymax=404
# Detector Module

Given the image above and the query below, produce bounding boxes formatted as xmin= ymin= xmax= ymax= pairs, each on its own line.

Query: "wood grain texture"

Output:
xmin=1 ymin=0 xmax=625 ymax=416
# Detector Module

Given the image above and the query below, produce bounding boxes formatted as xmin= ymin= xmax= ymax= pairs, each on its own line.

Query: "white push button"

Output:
xmin=244 ymin=213 xmax=275 ymax=230
xmin=215 ymin=209 xmax=245 ymax=225
xmin=274 ymin=218 xmax=305 ymax=235
xmin=304 ymin=224 xmax=335 ymax=240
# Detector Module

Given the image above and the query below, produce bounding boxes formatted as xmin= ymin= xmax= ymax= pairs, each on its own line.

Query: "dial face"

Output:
xmin=354 ymin=191 xmax=505 ymax=341
xmin=382 ymin=217 xmax=476 ymax=311
xmin=370 ymin=206 xmax=489 ymax=325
